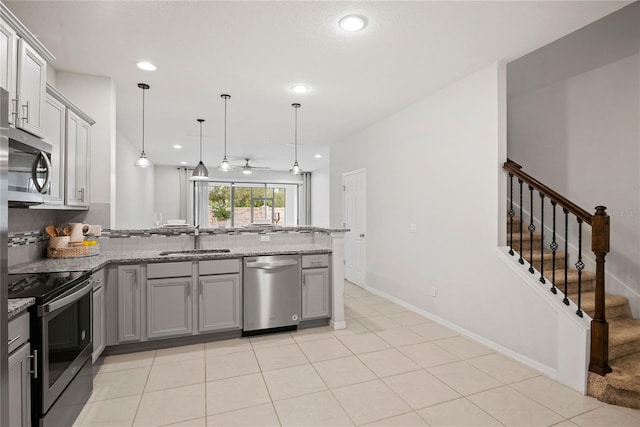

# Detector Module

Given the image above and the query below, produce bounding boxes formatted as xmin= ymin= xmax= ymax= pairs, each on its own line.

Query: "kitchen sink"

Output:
xmin=159 ymin=249 xmax=231 ymax=256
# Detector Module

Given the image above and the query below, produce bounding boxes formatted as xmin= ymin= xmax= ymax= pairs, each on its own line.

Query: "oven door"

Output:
xmin=38 ymin=277 xmax=93 ymax=413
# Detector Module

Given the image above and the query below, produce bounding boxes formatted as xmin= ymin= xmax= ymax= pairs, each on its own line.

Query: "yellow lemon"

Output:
xmin=90 ymin=241 xmax=97 ymax=246
xmin=83 ymin=241 xmax=90 ymax=246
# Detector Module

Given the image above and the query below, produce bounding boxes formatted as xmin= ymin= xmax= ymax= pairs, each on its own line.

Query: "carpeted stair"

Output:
xmin=508 ymin=216 xmax=640 ymax=409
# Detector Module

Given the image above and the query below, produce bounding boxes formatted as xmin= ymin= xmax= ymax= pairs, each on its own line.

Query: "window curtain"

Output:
xmin=177 ymin=167 xmax=195 ymax=225
xmin=300 ymin=172 xmax=312 ymax=225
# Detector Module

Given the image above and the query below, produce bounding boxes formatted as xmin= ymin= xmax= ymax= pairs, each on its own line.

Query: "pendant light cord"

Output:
xmin=199 ymin=120 xmax=203 ymax=161
xmin=141 ymin=87 xmax=145 ymax=154
xmin=224 ymin=96 xmax=228 ymax=157
xmin=294 ymin=105 xmax=298 ymax=162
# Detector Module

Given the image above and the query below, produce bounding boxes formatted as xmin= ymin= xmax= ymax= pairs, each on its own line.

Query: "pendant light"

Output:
xmin=134 ymin=83 xmax=153 ymax=168
xmin=190 ymin=119 xmax=209 ymax=181
xmin=289 ymin=103 xmax=302 ymax=175
xmin=219 ymin=94 xmax=231 ymax=171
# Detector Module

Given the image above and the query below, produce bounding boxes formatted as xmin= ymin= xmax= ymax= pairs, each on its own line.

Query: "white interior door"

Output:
xmin=343 ymin=169 xmax=366 ymax=286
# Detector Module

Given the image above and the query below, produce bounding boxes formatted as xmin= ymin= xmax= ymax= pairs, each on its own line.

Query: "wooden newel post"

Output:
xmin=589 ymin=205 xmax=612 ymax=375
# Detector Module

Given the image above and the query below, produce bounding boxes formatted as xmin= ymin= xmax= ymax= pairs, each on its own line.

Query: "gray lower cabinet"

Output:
xmin=92 ymin=271 xmax=106 ymax=362
xmin=118 ymin=265 xmax=142 ymax=343
xmin=199 ymin=274 xmax=241 ymax=332
xmin=147 ymin=277 xmax=193 ymax=339
xmin=198 ymin=259 xmax=242 ymax=332
xmin=301 ymin=268 xmax=331 ymax=320
xmin=8 ymin=312 xmax=32 ymax=427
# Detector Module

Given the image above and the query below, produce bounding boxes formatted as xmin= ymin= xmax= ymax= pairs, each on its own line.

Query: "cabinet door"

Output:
xmin=0 ymin=17 xmax=17 ymax=125
xmin=302 ymin=268 xmax=331 ymax=320
xmin=118 ymin=265 xmax=142 ymax=343
xmin=92 ymin=285 xmax=106 ymax=362
xmin=16 ymin=38 xmax=46 ymax=137
xmin=199 ymin=274 xmax=241 ymax=332
xmin=8 ymin=343 xmax=31 ymax=427
xmin=65 ymin=110 xmax=90 ymax=207
xmin=147 ymin=277 xmax=192 ymax=339
xmin=42 ymin=93 xmax=66 ymax=204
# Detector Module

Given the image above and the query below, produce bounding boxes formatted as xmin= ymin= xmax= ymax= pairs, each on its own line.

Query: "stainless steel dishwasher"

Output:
xmin=243 ymin=255 xmax=301 ymax=333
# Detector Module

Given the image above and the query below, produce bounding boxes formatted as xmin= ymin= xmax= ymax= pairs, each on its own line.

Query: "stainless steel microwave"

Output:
xmin=8 ymin=127 xmax=53 ymax=205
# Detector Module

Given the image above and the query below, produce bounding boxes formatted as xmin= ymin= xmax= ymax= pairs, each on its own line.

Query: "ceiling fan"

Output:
xmin=229 ymin=158 xmax=272 ymax=175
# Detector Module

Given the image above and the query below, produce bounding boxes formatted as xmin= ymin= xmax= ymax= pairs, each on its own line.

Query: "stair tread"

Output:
xmin=606 ymin=353 xmax=640 ymax=393
xmin=547 ymin=269 xmax=596 ymax=283
xmin=609 ymin=318 xmax=640 ymax=347
xmin=509 ymin=232 xmax=542 ymax=240
xmin=574 ymin=292 xmax=629 ymax=311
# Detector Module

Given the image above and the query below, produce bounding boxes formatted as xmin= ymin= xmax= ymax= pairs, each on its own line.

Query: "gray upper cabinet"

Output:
xmin=301 ymin=265 xmax=331 ymax=320
xmin=0 ymin=16 xmax=17 ymax=126
xmin=42 ymin=91 xmax=66 ymax=204
xmin=16 ymin=38 xmax=46 ymax=137
xmin=199 ymin=274 xmax=241 ymax=332
xmin=65 ymin=109 xmax=91 ymax=207
xmin=118 ymin=265 xmax=142 ymax=343
xmin=147 ymin=277 xmax=193 ymax=339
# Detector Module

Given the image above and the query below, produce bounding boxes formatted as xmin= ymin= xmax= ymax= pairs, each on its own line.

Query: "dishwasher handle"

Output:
xmin=245 ymin=259 xmax=299 ymax=270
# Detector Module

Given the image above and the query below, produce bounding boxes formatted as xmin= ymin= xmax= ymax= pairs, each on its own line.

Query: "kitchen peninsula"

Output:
xmin=9 ymin=226 xmax=347 ymax=357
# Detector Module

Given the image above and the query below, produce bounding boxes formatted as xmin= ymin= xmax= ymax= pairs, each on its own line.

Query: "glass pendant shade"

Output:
xmin=134 ymin=83 xmax=153 ymax=168
xmin=219 ymin=156 xmax=231 ymax=171
xmin=290 ymin=103 xmax=302 ymax=175
xmin=134 ymin=152 xmax=152 ymax=168
xmin=190 ymin=118 xmax=209 ymax=181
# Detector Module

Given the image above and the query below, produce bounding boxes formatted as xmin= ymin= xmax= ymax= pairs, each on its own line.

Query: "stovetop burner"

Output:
xmin=8 ymin=271 xmax=92 ymax=303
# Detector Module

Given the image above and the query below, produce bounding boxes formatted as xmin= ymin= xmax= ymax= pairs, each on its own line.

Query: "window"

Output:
xmin=207 ymin=182 xmax=297 ymax=227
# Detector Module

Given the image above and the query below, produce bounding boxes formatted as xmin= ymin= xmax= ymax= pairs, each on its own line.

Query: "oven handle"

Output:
xmin=40 ymin=277 xmax=94 ymax=315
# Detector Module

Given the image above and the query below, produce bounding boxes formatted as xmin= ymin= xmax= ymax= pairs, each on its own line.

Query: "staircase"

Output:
xmin=508 ymin=216 xmax=640 ymax=409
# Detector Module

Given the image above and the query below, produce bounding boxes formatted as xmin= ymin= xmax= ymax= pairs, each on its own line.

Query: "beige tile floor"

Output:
xmin=74 ymin=281 xmax=640 ymax=426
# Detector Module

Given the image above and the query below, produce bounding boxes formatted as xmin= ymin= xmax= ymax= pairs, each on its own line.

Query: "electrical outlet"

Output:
xmin=410 ymin=223 xmax=417 ymax=233
xmin=431 ymin=286 xmax=437 ymax=297
xmin=260 ymin=235 xmax=270 ymax=242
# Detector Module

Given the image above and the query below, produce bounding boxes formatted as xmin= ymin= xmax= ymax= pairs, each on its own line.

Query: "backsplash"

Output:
xmin=7 ymin=225 xmax=340 ymax=267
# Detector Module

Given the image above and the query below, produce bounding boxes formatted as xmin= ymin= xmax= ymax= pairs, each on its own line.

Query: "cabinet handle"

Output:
xmin=11 ymin=98 xmax=18 ymax=122
xmin=28 ymin=349 xmax=38 ymax=379
xmin=78 ymin=188 xmax=85 ymax=202
xmin=7 ymin=335 xmax=20 ymax=346
xmin=21 ymin=100 xmax=29 ymax=123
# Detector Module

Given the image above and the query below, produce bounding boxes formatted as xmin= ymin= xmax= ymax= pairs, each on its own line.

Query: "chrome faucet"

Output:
xmin=194 ymin=225 xmax=200 ymax=249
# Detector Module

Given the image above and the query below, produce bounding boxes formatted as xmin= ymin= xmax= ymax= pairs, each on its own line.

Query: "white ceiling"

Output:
xmin=4 ymin=1 xmax=630 ymax=172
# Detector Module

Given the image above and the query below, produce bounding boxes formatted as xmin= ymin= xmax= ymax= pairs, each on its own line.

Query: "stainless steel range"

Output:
xmin=9 ymin=271 xmax=94 ymax=427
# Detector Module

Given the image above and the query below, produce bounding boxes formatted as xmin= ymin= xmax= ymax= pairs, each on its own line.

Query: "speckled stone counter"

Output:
xmin=8 ymin=244 xmax=332 ymax=274
xmin=8 ymin=298 xmax=34 ymax=319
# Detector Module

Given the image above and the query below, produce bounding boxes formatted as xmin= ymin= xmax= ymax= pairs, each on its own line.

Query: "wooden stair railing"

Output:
xmin=503 ymin=159 xmax=612 ymax=376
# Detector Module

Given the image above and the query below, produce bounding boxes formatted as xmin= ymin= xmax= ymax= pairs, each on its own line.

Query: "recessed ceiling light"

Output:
xmin=339 ymin=15 xmax=367 ymax=32
xmin=180 ymin=161 xmax=187 ymax=165
xmin=291 ymin=84 xmax=309 ymax=94
xmin=137 ymin=61 xmax=157 ymax=71
xmin=314 ymin=154 xmax=322 ymax=158
xmin=173 ymin=144 xmax=182 ymax=149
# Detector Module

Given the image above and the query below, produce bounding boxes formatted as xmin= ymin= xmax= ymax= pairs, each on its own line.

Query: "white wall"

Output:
xmin=311 ymin=166 xmax=330 ymax=227
xmin=154 ymin=166 xmax=182 ymax=222
xmin=115 ymin=133 xmax=154 ymax=228
xmin=507 ymin=2 xmax=640 ymax=307
xmin=330 ymin=63 xmax=590 ymax=392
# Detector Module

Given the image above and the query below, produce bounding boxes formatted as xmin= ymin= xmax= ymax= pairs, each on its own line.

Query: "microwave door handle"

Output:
xmin=31 ymin=151 xmax=52 ymax=194
xmin=40 ymin=278 xmax=94 ymax=316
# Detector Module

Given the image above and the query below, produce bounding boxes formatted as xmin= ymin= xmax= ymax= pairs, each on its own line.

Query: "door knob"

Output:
xmin=360 ymin=234 xmax=365 ymax=238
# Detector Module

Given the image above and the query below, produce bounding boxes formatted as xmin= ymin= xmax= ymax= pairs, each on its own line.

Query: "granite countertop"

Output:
xmin=8 ymin=298 xmax=35 ymax=319
xmin=9 ymin=244 xmax=332 ymax=274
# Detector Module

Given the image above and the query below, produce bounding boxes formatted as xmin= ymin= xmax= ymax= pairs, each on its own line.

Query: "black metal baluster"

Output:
xmin=539 ymin=194 xmax=546 ymax=284
xmin=550 ymin=201 xmax=558 ymax=294
xmin=528 ymin=185 xmax=535 ymax=274
xmin=576 ymin=219 xmax=584 ymax=317
xmin=508 ymin=173 xmax=515 ymax=256
xmin=563 ymin=208 xmax=570 ymax=305
xmin=519 ymin=179 xmax=524 ymax=265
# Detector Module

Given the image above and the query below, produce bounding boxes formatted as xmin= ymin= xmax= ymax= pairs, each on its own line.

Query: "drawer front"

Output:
xmin=147 ymin=261 xmax=192 ymax=279
xmin=199 ymin=259 xmax=240 ymax=275
xmin=8 ymin=312 xmax=29 ymax=353
xmin=302 ymin=254 xmax=330 ymax=269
